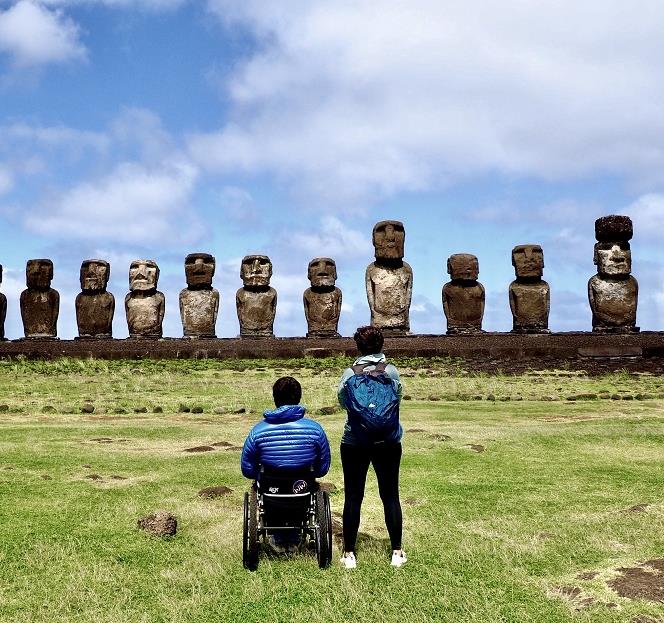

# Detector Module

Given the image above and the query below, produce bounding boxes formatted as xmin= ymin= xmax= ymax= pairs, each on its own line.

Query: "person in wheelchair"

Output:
xmin=241 ymin=376 xmax=331 ymax=554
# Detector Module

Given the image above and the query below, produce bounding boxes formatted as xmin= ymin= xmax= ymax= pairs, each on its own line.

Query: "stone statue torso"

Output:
xmin=125 ymin=291 xmax=165 ymax=337
xmin=76 ymin=291 xmax=115 ymax=338
xmin=236 ymin=287 xmax=277 ymax=336
xmin=509 ymin=280 xmax=550 ymax=332
xmin=20 ymin=289 xmax=59 ymax=338
xmin=0 ymin=292 xmax=6 ymax=340
xmin=443 ymin=281 xmax=484 ymax=331
xmin=366 ymin=262 xmax=413 ymax=330
xmin=588 ymin=275 xmax=638 ymax=330
xmin=180 ymin=289 xmax=219 ymax=337
xmin=304 ymin=287 xmax=342 ymax=336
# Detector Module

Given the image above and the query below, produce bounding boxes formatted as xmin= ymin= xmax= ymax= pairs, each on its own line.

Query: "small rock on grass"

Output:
xmin=0 ymin=405 xmax=9 ymax=412
xmin=486 ymin=394 xmax=496 ymax=401
xmin=138 ymin=511 xmax=177 ymax=537
xmin=198 ymin=485 xmax=233 ymax=498
xmin=178 ymin=404 xmax=191 ymax=413
xmin=212 ymin=407 xmax=226 ymax=415
xmin=233 ymin=407 xmax=246 ymax=414
xmin=153 ymin=406 xmax=163 ymax=413
xmin=402 ymin=395 xmax=412 ymax=401
xmin=81 ymin=403 xmax=95 ymax=414
xmin=41 ymin=405 xmax=57 ymax=413
xmin=133 ymin=406 xmax=148 ymax=413
xmin=191 ymin=406 xmax=204 ymax=414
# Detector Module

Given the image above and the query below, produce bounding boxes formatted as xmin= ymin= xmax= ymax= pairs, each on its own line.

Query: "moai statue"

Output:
xmin=0 ymin=265 xmax=6 ymax=341
xmin=76 ymin=260 xmax=114 ymax=339
xmin=236 ymin=255 xmax=276 ymax=338
xmin=20 ymin=259 xmax=59 ymax=339
xmin=304 ymin=257 xmax=342 ymax=338
xmin=125 ymin=260 xmax=165 ymax=339
xmin=442 ymin=254 xmax=485 ymax=335
xmin=509 ymin=245 xmax=550 ymax=334
xmin=588 ymin=215 xmax=639 ymax=333
xmin=366 ymin=220 xmax=413 ymax=336
xmin=179 ymin=253 xmax=219 ymax=338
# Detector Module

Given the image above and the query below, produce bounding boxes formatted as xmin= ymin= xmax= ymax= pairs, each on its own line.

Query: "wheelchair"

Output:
xmin=243 ymin=465 xmax=333 ymax=571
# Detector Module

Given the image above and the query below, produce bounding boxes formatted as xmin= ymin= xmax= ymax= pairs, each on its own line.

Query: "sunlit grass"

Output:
xmin=0 ymin=360 xmax=662 ymax=622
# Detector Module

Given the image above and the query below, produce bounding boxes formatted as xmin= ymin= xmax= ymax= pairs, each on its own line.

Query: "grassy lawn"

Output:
xmin=0 ymin=358 xmax=663 ymax=623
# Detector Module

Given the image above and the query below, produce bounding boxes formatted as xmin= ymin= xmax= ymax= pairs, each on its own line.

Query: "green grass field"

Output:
xmin=0 ymin=358 xmax=663 ymax=623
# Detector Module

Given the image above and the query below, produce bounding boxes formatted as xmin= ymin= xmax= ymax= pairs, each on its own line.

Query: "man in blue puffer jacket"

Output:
xmin=241 ymin=376 xmax=331 ymax=482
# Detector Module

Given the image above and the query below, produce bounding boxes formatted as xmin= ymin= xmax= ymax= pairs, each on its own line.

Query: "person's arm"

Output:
xmin=337 ymin=367 xmax=354 ymax=408
xmin=314 ymin=426 xmax=331 ymax=478
xmin=385 ymin=364 xmax=403 ymax=400
xmin=240 ymin=430 xmax=259 ymax=479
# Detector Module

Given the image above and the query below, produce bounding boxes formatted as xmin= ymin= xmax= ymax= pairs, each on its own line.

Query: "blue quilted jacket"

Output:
xmin=240 ymin=405 xmax=331 ymax=479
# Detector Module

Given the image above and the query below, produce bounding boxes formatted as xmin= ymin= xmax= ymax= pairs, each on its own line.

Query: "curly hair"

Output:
xmin=353 ymin=325 xmax=384 ymax=356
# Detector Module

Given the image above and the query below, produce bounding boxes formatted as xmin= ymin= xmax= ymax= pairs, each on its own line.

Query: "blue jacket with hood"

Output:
xmin=240 ymin=405 xmax=331 ymax=479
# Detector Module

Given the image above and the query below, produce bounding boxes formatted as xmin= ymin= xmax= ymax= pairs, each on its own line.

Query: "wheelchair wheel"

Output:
xmin=315 ymin=490 xmax=332 ymax=569
xmin=243 ymin=490 xmax=259 ymax=571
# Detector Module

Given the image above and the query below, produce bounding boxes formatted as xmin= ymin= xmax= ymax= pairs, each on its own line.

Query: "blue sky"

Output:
xmin=0 ymin=0 xmax=663 ymax=339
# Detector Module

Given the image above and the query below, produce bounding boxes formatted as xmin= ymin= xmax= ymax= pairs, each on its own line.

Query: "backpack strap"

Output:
xmin=351 ymin=361 xmax=388 ymax=376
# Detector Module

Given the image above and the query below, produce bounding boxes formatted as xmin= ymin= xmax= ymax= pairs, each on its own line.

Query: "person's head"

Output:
xmin=272 ymin=376 xmax=302 ymax=408
xmin=353 ymin=325 xmax=384 ymax=356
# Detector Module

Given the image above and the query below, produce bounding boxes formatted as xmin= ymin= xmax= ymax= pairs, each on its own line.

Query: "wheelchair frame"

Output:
xmin=243 ymin=467 xmax=333 ymax=571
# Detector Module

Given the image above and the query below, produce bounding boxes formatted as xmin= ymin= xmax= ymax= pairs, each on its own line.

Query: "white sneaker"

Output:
xmin=340 ymin=552 xmax=356 ymax=569
xmin=391 ymin=549 xmax=407 ymax=567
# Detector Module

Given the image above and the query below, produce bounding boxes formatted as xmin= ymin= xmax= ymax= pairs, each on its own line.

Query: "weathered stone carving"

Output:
xmin=588 ymin=215 xmax=638 ymax=333
xmin=366 ymin=220 xmax=413 ymax=336
xmin=76 ymin=259 xmax=114 ymax=339
xmin=180 ymin=253 xmax=219 ymax=338
xmin=442 ymin=254 xmax=485 ymax=335
xmin=125 ymin=260 xmax=165 ymax=339
xmin=304 ymin=257 xmax=342 ymax=338
xmin=509 ymin=245 xmax=550 ymax=334
xmin=20 ymin=259 xmax=59 ymax=339
xmin=236 ymin=255 xmax=276 ymax=338
xmin=0 ymin=265 xmax=6 ymax=341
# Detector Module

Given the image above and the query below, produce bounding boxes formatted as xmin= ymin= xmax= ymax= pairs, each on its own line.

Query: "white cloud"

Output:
xmin=0 ymin=0 xmax=85 ymax=67
xmin=24 ymin=159 xmax=200 ymax=244
xmin=625 ymin=194 xmax=664 ymax=245
xmin=289 ymin=216 xmax=367 ymax=261
xmin=194 ymin=0 xmax=664 ymax=205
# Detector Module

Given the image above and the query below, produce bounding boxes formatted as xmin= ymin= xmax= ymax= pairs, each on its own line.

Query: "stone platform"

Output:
xmin=2 ymin=332 xmax=664 ymax=374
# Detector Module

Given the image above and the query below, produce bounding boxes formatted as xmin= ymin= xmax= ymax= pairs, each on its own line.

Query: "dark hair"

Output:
xmin=353 ymin=325 xmax=384 ymax=356
xmin=273 ymin=376 xmax=302 ymax=407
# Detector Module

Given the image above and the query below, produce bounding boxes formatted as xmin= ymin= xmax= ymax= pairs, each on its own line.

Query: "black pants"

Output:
xmin=340 ymin=442 xmax=403 ymax=552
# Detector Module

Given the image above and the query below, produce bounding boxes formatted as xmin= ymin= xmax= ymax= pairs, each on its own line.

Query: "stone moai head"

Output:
xmin=26 ymin=259 xmax=53 ymax=290
xmin=447 ymin=254 xmax=479 ymax=281
xmin=373 ymin=220 xmax=405 ymax=261
xmin=241 ymin=255 xmax=272 ymax=288
xmin=308 ymin=257 xmax=337 ymax=288
xmin=80 ymin=259 xmax=110 ymax=292
xmin=593 ymin=215 xmax=633 ymax=277
xmin=512 ymin=245 xmax=544 ymax=279
xmin=129 ymin=259 xmax=159 ymax=292
xmin=185 ymin=253 xmax=215 ymax=289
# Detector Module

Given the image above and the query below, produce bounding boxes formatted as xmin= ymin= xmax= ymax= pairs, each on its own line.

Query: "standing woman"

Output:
xmin=337 ymin=326 xmax=406 ymax=568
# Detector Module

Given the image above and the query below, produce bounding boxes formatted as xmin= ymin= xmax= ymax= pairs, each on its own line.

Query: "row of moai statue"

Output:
xmin=0 ymin=216 xmax=639 ymax=340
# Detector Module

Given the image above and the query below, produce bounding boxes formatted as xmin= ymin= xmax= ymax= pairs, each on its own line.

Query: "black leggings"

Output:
xmin=340 ymin=442 xmax=403 ymax=553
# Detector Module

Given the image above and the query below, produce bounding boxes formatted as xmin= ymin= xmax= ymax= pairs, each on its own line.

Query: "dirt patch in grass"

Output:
xmin=211 ymin=441 xmax=233 ymax=447
xmin=110 ymin=475 xmax=127 ymax=480
xmin=624 ymin=503 xmax=650 ymax=513
xmin=138 ymin=511 xmax=177 ymax=537
xmin=319 ymin=482 xmax=337 ymax=493
xmin=198 ymin=485 xmax=233 ymax=498
xmin=406 ymin=428 xmax=426 ymax=433
xmin=403 ymin=498 xmax=422 ymax=507
xmin=90 ymin=437 xmax=114 ymax=443
xmin=577 ymin=571 xmax=599 ymax=580
xmin=183 ymin=446 xmax=216 ymax=453
xmin=465 ymin=444 xmax=485 ymax=453
xmin=84 ymin=474 xmax=103 ymax=480
xmin=429 ymin=434 xmax=451 ymax=441
xmin=608 ymin=559 xmax=664 ymax=602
